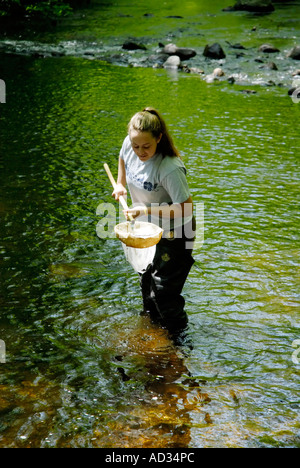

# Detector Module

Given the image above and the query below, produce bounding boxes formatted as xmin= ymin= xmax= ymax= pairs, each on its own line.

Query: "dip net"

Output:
xmin=122 ymin=244 xmax=156 ymax=273
xmin=114 ymin=221 xmax=163 ymax=273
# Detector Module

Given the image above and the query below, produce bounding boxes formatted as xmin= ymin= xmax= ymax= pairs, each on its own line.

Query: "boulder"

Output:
xmin=122 ymin=40 xmax=147 ymax=51
xmin=205 ymin=67 xmax=225 ymax=83
xmin=266 ymin=61 xmax=278 ymax=70
xmin=163 ymin=43 xmax=196 ymax=60
xmin=203 ymin=43 xmax=226 ymax=59
xmin=147 ymin=53 xmax=169 ymax=66
xmin=189 ymin=67 xmax=205 ymax=75
xmin=259 ymin=44 xmax=280 ymax=53
xmin=292 ymin=69 xmax=300 ymax=76
xmin=163 ymin=55 xmax=181 ymax=69
xmin=288 ymin=87 xmax=300 ymax=102
xmin=259 ymin=61 xmax=278 ymax=70
xmin=288 ymin=46 xmax=300 ymax=60
xmin=228 ymin=0 xmax=275 ymax=12
xmin=213 ymin=67 xmax=225 ymax=77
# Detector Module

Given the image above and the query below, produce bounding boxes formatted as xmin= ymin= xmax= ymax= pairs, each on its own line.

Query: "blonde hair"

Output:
xmin=128 ymin=107 xmax=180 ymax=158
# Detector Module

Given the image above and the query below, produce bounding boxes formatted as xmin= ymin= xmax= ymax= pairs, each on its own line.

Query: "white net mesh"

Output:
xmin=122 ymin=244 xmax=156 ymax=273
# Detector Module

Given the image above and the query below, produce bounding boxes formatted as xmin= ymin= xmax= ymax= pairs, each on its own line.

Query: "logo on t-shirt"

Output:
xmin=143 ymin=181 xmax=158 ymax=192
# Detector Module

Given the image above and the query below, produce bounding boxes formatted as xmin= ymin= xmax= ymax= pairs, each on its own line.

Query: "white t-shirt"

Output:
xmin=119 ymin=135 xmax=192 ymax=232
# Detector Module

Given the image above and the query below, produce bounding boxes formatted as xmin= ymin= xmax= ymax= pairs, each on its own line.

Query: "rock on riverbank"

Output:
xmin=162 ymin=43 xmax=197 ymax=61
xmin=224 ymin=0 xmax=275 ymax=13
xmin=203 ymin=43 xmax=226 ymax=60
xmin=1 ymin=35 xmax=299 ymax=96
xmin=288 ymin=46 xmax=300 ymax=61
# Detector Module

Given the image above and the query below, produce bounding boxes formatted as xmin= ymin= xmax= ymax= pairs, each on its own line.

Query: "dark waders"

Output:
xmin=139 ymin=218 xmax=195 ymax=334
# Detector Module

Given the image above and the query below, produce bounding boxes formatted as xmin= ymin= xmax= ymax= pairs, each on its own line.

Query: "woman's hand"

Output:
xmin=112 ymin=183 xmax=127 ymax=201
xmin=123 ymin=205 xmax=148 ymax=221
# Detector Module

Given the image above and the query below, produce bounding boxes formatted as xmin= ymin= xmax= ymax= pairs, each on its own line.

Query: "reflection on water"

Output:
xmin=0 ymin=316 xmax=211 ymax=448
xmin=0 ymin=28 xmax=300 ymax=447
xmin=91 ymin=316 xmax=211 ymax=449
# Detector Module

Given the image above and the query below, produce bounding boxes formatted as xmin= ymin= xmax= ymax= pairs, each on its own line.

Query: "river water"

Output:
xmin=0 ymin=0 xmax=300 ymax=449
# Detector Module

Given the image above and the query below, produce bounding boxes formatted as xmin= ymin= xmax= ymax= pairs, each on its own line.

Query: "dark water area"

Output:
xmin=0 ymin=0 xmax=300 ymax=448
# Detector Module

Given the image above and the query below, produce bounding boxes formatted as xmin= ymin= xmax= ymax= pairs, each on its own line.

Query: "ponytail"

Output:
xmin=128 ymin=107 xmax=180 ymax=158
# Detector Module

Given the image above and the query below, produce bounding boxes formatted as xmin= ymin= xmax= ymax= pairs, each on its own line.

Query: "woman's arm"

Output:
xmin=112 ymin=157 xmax=127 ymax=200
xmin=124 ymin=195 xmax=193 ymax=220
xmin=148 ymin=195 xmax=193 ymax=219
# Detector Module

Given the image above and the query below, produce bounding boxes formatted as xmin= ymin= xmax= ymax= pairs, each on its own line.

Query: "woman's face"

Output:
xmin=130 ymin=130 xmax=162 ymax=162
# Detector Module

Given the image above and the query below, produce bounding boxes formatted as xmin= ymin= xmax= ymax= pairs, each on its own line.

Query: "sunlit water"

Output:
xmin=0 ymin=0 xmax=300 ymax=448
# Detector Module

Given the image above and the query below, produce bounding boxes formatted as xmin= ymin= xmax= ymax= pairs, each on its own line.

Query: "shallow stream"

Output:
xmin=0 ymin=0 xmax=300 ymax=448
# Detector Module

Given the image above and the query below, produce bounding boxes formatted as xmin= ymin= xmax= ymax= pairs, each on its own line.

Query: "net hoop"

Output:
xmin=114 ymin=221 xmax=163 ymax=249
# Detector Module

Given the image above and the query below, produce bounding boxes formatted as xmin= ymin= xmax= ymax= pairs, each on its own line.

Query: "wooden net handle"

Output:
xmin=103 ymin=163 xmax=129 ymax=212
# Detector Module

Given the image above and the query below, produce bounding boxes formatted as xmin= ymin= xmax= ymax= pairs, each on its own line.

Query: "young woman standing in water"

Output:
xmin=112 ymin=107 xmax=195 ymax=334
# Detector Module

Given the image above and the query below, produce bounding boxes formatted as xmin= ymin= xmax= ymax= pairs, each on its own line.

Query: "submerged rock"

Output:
xmin=147 ymin=53 xmax=169 ymax=67
xmin=263 ymin=61 xmax=278 ymax=70
xmin=226 ymin=41 xmax=246 ymax=50
xmin=203 ymin=43 xmax=226 ymax=59
xmin=241 ymin=89 xmax=257 ymax=94
xmin=259 ymin=43 xmax=280 ymax=53
xmin=288 ymin=46 xmax=300 ymax=60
